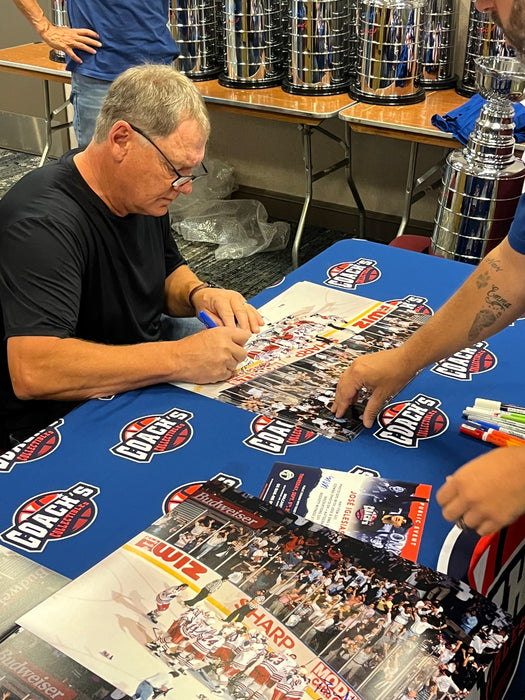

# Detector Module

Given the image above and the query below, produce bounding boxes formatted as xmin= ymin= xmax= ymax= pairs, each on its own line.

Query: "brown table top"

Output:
xmin=339 ymin=89 xmax=469 ymax=147
xmin=0 ymin=42 xmax=70 ymax=83
xmin=0 ymin=43 xmax=353 ymax=123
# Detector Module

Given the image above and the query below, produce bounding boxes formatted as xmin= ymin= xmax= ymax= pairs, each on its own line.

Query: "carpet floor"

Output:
xmin=0 ymin=148 xmax=357 ymax=299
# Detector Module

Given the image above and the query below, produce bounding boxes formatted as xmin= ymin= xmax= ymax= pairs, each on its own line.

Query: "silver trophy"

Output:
xmin=169 ymin=0 xmax=222 ymax=80
xmin=431 ymin=56 xmax=525 ymax=264
xmin=283 ymin=0 xmax=353 ymax=95
xmin=350 ymin=0 xmax=427 ymax=105
xmin=219 ymin=0 xmax=285 ymax=88
xmin=49 ymin=0 xmax=68 ymax=63
xmin=457 ymin=0 xmax=515 ymax=97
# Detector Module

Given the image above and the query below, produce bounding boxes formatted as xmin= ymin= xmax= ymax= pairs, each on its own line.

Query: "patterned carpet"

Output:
xmin=0 ymin=148 xmax=352 ymax=299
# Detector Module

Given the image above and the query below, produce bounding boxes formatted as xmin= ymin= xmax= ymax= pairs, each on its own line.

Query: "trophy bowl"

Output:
xmin=475 ymin=55 xmax=525 ymax=102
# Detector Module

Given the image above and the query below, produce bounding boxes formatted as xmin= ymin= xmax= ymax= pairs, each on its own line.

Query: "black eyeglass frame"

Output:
xmin=128 ymin=123 xmax=208 ymax=188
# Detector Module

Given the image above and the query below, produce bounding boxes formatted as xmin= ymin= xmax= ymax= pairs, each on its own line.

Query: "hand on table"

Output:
xmin=331 ymin=347 xmax=418 ymax=427
xmin=39 ymin=23 xmax=101 ymax=62
xmin=171 ymin=326 xmax=250 ymax=384
xmin=436 ymin=446 xmax=525 ymax=536
xmin=191 ymin=287 xmax=264 ymax=334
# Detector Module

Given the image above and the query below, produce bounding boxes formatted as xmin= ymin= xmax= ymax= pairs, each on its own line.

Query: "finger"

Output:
xmin=230 ymin=328 xmax=251 ymax=346
xmin=440 ymin=495 xmax=466 ymax=523
xmin=360 ymin=391 xmax=386 ymax=429
xmin=65 ymin=48 xmax=83 ymax=63
xmin=231 ymin=344 xmax=248 ymax=364
xmin=435 ymin=476 xmax=457 ymax=507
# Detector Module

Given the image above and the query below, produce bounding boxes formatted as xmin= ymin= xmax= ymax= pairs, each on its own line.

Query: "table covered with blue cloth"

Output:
xmin=0 ymin=239 xmax=523 ymax=697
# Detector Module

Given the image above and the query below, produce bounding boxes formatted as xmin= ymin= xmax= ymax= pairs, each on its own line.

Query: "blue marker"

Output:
xmin=198 ymin=310 xmax=218 ymax=329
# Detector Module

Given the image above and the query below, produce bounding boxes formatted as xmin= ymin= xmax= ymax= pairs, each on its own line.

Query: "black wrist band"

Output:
xmin=188 ymin=282 xmax=211 ymax=308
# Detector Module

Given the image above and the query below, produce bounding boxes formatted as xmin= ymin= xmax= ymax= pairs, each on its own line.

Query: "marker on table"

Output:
xmin=198 ymin=310 xmax=218 ymax=329
xmin=474 ymin=397 xmax=525 ymax=416
xmin=464 ymin=416 xmax=525 ymax=440
xmin=459 ymin=421 xmax=525 ymax=447
xmin=464 ymin=406 xmax=525 ymax=426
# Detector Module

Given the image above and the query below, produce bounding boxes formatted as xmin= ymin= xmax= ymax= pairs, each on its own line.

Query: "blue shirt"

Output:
xmin=508 ymin=193 xmax=525 ymax=255
xmin=66 ymin=0 xmax=179 ymax=81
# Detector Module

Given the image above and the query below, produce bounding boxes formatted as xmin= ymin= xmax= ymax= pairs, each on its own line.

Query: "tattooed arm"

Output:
xmin=332 ymin=238 xmax=525 ymax=424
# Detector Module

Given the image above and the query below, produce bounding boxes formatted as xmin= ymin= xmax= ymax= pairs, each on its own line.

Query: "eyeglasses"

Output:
xmin=129 ymin=123 xmax=208 ymax=188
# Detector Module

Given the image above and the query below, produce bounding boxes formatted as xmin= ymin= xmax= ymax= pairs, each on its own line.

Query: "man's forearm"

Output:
xmin=8 ymin=335 xmax=179 ymax=401
xmin=398 ymin=238 xmax=525 ymax=372
xmin=12 ymin=0 xmax=49 ymax=35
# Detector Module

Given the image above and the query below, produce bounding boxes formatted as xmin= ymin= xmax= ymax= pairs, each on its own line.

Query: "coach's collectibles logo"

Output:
xmin=244 ymin=416 xmax=317 ymax=454
xmin=431 ymin=341 xmax=497 ymax=381
xmin=325 ymin=258 xmax=381 ymax=290
xmin=1 ymin=482 xmax=99 ymax=553
xmin=163 ymin=473 xmax=243 ymax=513
xmin=375 ymin=394 xmax=448 ymax=447
xmin=0 ymin=419 xmax=64 ymax=475
xmin=111 ymin=408 xmax=193 ymax=463
xmin=386 ymin=295 xmax=434 ymax=315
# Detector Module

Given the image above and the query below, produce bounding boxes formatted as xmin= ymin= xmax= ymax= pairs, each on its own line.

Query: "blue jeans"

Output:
xmin=70 ymin=72 xmax=111 ymax=147
xmin=160 ymin=314 xmax=203 ymax=340
xmin=133 ymin=680 xmax=153 ymax=700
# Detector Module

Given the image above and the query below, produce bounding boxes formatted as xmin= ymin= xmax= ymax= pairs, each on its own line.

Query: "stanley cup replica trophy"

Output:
xmin=431 ymin=56 xmax=525 ymax=264
xmin=49 ymin=0 xmax=68 ymax=63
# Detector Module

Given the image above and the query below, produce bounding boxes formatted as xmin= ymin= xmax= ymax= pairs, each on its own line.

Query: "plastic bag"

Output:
xmin=169 ymin=158 xmax=290 ymax=259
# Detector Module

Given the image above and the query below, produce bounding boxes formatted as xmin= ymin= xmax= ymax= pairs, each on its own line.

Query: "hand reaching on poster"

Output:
xmin=437 ymin=446 xmax=525 ymax=536
xmin=331 ymin=346 xmax=419 ymax=427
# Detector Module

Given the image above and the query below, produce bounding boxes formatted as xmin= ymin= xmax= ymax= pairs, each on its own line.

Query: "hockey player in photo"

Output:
xmin=147 ymin=582 xmax=189 ymax=623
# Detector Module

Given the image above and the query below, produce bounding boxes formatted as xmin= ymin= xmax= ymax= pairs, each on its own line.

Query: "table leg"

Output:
xmin=39 ymin=79 xmax=53 ymax=167
xmin=292 ymin=123 xmax=367 ymax=269
xmin=396 ymin=141 xmax=419 ymax=238
xmin=39 ymin=79 xmax=72 ymax=167
xmin=343 ymin=122 xmax=366 ymax=239
xmin=292 ymin=124 xmax=314 ymax=269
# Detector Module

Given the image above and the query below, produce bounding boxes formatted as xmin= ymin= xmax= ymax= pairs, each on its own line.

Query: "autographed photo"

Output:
xmin=178 ymin=282 xmax=430 ymax=443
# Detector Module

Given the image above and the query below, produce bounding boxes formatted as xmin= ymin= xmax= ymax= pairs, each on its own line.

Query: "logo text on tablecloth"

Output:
xmin=386 ymin=295 xmax=434 ymax=315
xmin=1 ymin=482 xmax=99 ymax=552
xmin=243 ymin=416 xmax=317 ymax=454
xmin=431 ymin=340 xmax=497 ymax=381
xmin=324 ymin=258 xmax=381 ymax=290
xmin=375 ymin=394 xmax=449 ymax=447
xmin=0 ymin=419 xmax=64 ymax=474
xmin=110 ymin=408 xmax=193 ymax=463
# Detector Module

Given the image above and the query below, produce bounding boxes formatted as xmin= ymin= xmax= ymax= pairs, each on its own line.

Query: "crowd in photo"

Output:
xmin=144 ymin=484 xmax=512 ymax=700
xmin=216 ymin=306 xmax=430 ymax=443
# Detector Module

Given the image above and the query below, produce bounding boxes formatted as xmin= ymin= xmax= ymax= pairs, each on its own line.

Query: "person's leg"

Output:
xmin=160 ymin=315 xmax=204 ymax=340
xmin=70 ymin=72 xmax=112 ymax=147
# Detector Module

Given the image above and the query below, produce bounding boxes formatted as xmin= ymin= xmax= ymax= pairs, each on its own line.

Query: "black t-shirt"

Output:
xmin=0 ymin=150 xmax=185 ymax=445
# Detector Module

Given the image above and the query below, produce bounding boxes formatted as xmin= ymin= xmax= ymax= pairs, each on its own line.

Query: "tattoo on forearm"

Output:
xmin=476 ymin=272 xmax=490 ymax=289
xmin=486 ymin=258 xmax=503 ymax=272
xmin=468 ymin=284 xmax=512 ymax=341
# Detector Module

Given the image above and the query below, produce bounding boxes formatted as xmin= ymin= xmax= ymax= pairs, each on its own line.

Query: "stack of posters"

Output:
xmin=0 ymin=544 xmax=67 ymax=641
xmin=177 ymin=282 xmax=430 ymax=442
xmin=18 ymin=479 xmax=513 ymax=700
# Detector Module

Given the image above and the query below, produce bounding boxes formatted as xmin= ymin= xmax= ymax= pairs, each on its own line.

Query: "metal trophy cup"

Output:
xmin=420 ymin=0 xmax=456 ymax=90
xmin=219 ymin=0 xmax=285 ymax=88
xmin=350 ymin=0 xmax=426 ymax=105
xmin=169 ymin=0 xmax=222 ymax=80
xmin=431 ymin=56 xmax=525 ymax=264
xmin=282 ymin=0 xmax=353 ymax=95
xmin=49 ymin=0 xmax=68 ymax=63
xmin=457 ymin=0 xmax=514 ymax=97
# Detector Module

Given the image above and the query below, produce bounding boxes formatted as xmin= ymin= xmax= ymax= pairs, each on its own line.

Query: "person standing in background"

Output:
xmin=12 ymin=0 xmax=179 ymax=146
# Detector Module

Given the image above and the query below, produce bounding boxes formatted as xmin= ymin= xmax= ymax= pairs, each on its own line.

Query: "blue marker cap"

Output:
xmin=198 ymin=310 xmax=218 ymax=329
